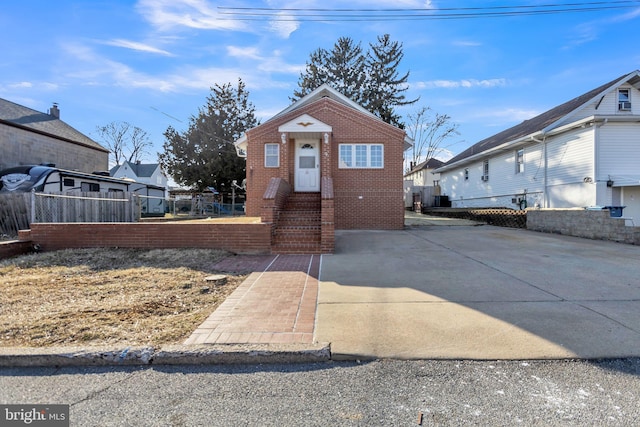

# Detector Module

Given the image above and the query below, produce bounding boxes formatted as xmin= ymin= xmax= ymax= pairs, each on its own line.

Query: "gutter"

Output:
xmin=0 ymin=118 xmax=109 ymax=154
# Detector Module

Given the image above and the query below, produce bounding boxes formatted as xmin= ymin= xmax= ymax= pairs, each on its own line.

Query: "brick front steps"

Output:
xmin=272 ymin=192 xmax=322 ymax=254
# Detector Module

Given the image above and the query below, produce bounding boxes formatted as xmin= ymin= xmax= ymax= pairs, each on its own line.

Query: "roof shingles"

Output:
xmin=444 ymin=71 xmax=639 ymax=167
xmin=0 ymin=98 xmax=107 ymax=152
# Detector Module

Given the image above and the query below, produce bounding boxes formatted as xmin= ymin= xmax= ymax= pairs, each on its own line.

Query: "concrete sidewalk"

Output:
xmin=316 ymin=223 xmax=640 ymax=360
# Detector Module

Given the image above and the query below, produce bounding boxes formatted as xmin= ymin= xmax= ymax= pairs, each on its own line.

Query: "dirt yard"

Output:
xmin=0 ymin=248 xmax=246 ymax=347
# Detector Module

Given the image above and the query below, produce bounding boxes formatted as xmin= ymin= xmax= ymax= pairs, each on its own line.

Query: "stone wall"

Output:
xmin=527 ymin=208 xmax=640 ymax=245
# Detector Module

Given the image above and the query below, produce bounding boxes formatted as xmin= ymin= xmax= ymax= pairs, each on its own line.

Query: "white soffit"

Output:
xmin=278 ymin=114 xmax=332 ymax=133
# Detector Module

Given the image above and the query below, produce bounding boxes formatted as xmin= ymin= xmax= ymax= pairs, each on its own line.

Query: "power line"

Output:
xmin=217 ymin=1 xmax=640 ymax=21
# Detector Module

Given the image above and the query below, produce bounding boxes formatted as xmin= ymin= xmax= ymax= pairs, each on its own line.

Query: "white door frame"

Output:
xmin=294 ymin=139 xmax=320 ymax=192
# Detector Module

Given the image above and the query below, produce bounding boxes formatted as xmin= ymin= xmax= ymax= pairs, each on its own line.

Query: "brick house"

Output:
xmin=235 ymin=84 xmax=411 ymax=254
xmin=0 ymin=98 xmax=109 ymax=172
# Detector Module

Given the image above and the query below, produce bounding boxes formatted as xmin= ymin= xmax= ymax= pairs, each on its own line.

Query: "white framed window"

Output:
xmin=339 ymin=144 xmax=384 ymax=168
xmin=619 ymin=89 xmax=631 ymax=111
xmin=515 ymin=148 xmax=524 ymax=174
xmin=265 ymin=143 xmax=279 ymax=168
xmin=482 ymin=159 xmax=489 ymax=181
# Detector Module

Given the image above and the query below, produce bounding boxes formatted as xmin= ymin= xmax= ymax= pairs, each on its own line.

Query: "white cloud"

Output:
xmin=476 ymin=107 xmax=540 ymax=123
xmin=565 ymin=6 xmax=640 ymax=48
xmin=227 ymin=46 xmax=262 ymax=60
xmin=452 ymin=40 xmax=482 ymax=47
xmin=268 ymin=13 xmax=300 ymax=38
xmin=10 ymin=82 xmax=33 ymax=89
xmin=415 ymin=78 xmax=508 ymax=89
xmin=102 ymin=39 xmax=174 ymax=56
xmin=226 ymin=46 xmax=303 ymax=74
xmin=136 ymin=0 xmax=247 ymax=31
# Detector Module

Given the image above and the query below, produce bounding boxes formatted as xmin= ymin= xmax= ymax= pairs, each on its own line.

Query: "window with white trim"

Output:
xmin=265 ymin=143 xmax=279 ymax=167
xmin=339 ymin=144 xmax=384 ymax=168
xmin=618 ymin=89 xmax=631 ymax=111
xmin=515 ymin=148 xmax=524 ymax=174
xmin=482 ymin=159 xmax=489 ymax=181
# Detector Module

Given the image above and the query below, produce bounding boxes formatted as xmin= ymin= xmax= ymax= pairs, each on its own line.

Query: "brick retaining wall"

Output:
xmin=527 ymin=208 xmax=640 ymax=245
xmin=0 ymin=240 xmax=34 ymax=259
xmin=21 ymin=222 xmax=273 ymax=254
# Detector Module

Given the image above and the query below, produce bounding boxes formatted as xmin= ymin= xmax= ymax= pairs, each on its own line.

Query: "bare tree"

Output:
xmin=406 ymin=106 xmax=460 ymax=167
xmin=95 ymin=121 xmax=153 ymax=166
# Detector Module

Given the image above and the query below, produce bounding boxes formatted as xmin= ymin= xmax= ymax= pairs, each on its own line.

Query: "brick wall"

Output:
xmin=527 ymin=208 xmax=640 ymax=244
xmin=244 ymin=97 xmax=405 ymax=230
xmin=0 ymin=240 xmax=33 ymax=260
xmin=0 ymin=124 xmax=108 ymax=173
xmin=23 ymin=222 xmax=273 ymax=254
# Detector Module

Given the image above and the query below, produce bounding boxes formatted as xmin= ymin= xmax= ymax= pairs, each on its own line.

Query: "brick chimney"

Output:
xmin=49 ymin=103 xmax=60 ymax=118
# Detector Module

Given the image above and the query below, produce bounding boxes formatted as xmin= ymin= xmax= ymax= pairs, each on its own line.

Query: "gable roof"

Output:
xmin=110 ymin=161 xmax=160 ymax=178
xmin=0 ymin=98 xmax=108 ymax=152
xmin=438 ymin=70 xmax=640 ymax=172
xmin=235 ymin=83 xmax=413 ymax=152
xmin=405 ymin=158 xmax=445 ymax=176
xmin=267 ymin=84 xmax=377 ymax=123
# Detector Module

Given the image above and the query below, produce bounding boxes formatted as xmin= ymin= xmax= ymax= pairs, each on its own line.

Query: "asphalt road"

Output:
xmin=1 ymin=359 xmax=639 ymax=426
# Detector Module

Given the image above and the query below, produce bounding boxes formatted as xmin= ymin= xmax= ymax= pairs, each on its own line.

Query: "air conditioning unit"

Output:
xmin=481 ymin=175 xmax=489 ymax=182
xmin=619 ymin=101 xmax=632 ymax=111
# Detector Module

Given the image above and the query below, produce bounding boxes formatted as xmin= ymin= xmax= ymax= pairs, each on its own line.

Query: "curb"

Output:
xmin=0 ymin=343 xmax=332 ymax=367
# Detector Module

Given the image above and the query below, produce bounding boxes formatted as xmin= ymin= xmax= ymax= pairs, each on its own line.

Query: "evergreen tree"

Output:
xmin=159 ymin=79 xmax=257 ymax=192
xmin=293 ymin=37 xmax=366 ymax=103
xmin=364 ymin=34 xmax=418 ymax=128
xmin=293 ymin=34 xmax=417 ymax=126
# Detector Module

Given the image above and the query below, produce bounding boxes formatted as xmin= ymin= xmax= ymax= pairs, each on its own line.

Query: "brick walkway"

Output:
xmin=184 ymin=254 xmax=320 ymax=345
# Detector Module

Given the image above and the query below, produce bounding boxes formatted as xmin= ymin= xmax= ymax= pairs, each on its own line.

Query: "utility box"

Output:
xmin=604 ymin=206 xmax=625 ymax=217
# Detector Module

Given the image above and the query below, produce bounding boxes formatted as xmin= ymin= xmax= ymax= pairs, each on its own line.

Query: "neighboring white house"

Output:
xmin=403 ymin=158 xmax=444 ymax=208
xmin=435 ymin=70 xmax=640 ymax=221
xmin=110 ymin=161 xmax=168 ymax=196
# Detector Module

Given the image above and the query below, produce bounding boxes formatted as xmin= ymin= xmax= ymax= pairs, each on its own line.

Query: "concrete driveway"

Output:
xmin=316 ymin=221 xmax=640 ymax=360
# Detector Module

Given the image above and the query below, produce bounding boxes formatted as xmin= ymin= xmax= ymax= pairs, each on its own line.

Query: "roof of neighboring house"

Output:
xmin=405 ymin=158 xmax=445 ymax=176
xmin=110 ymin=161 xmax=160 ymax=178
xmin=438 ymin=70 xmax=640 ymax=172
xmin=0 ymin=98 xmax=108 ymax=152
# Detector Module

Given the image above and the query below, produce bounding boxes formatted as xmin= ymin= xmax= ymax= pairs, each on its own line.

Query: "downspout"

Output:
xmin=595 ymin=118 xmax=608 ymax=205
xmin=531 ymin=133 xmax=548 ymax=208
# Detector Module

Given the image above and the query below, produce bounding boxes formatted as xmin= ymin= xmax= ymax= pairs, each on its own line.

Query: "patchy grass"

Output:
xmin=0 ymin=248 xmax=246 ymax=347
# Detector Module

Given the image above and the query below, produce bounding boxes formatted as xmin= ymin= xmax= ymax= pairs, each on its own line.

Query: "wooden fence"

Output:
xmin=0 ymin=192 xmax=141 ymax=238
xmin=0 ymin=193 xmax=30 ymax=238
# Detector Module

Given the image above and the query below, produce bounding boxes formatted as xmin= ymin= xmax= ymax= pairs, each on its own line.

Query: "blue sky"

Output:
xmin=2 ymin=1 xmax=639 ymax=166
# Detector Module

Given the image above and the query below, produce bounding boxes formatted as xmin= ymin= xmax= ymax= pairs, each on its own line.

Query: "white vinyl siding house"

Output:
xmin=436 ymin=70 xmax=640 ymax=218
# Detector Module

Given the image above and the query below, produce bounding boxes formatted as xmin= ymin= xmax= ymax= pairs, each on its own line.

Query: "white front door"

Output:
xmin=295 ymin=139 xmax=320 ymax=192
